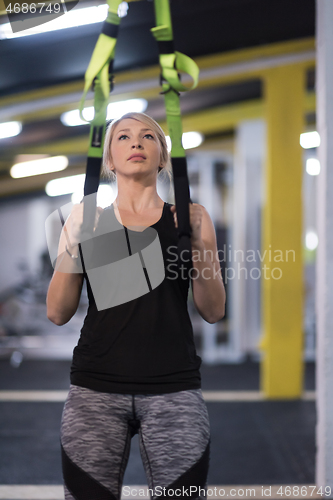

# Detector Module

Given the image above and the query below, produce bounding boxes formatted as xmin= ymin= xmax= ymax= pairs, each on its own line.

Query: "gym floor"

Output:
xmin=0 ymin=358 xmax=316 ymax=499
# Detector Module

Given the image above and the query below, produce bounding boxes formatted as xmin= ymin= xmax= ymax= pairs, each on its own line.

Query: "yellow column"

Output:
xmin=260 ymin=65 xmax=304 ymax=398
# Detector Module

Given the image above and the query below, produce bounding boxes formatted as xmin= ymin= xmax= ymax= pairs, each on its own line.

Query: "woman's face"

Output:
xmin=110 ymin=118 xmax=162 ymax=179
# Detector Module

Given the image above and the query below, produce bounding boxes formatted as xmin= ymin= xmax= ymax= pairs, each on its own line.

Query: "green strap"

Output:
xmin=151 ymin=0 xmax=199 ymax=93
xmin=79 ymin=0 xmax=122 ymax=126
xmin=151 ymin=0 xmax=199 ymax=157
xmin=162 ymin=86 xmax=185 ymax=158
xmin=157 ymin=51 xmax=199 ymax=92
xmin=152 ymin=0 xmax=173 ymax=36
xmin=80 ymin=0 xmax=122 ymax=239
xmin=152 ymin=0 xmax=196 ymax=269
xmin=87 ymin=77 xmax=108 ymax=158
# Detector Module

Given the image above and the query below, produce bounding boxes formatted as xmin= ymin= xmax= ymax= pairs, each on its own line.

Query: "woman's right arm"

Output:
xmin=46 ymin=264 xmax=84 ymax=326
xmin=46 ymin=204 xmax=85 ymax=326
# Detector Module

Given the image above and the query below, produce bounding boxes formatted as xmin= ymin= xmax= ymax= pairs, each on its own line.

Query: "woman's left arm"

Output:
xmin=190 ymin=203 xmax=226 ymax=323
xmin=171 ymin=203 xmax=226 ymax=323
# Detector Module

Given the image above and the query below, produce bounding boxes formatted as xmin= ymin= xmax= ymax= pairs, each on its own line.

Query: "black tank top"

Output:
xmin=70 ymin=201 xmax=202 ymax=394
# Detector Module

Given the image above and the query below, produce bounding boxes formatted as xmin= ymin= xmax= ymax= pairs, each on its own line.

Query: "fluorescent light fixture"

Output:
xmin=46 ymin=174 xmax=85 ymax=197
xmin=117 ymin=2 xmax=129 ymax=17
xmin=182 ymin=131 xmax=204 ymax=149
xmin=71 ymin=184 xmax=114 ymax=208
xmin=306 ymin=158 xmax=320 ymax=176
xmin=0 ymin=121 xmax=22 ymax=139
xmin=61 ymin=107 xmax=94 ymax=126
xmin=300 ymin=131 xmax=320 ymax=149
xmin=11 ymin=156 xmax=68 ymax=178
xmin=0 ymin=2 xmax=128 ymax=40
xmin=71 ymin=190 xmax=84 ymax=205
xmin=305 ymin=230 xmax=318 ymax=251
xmin=61 ymin=98 xmax=148 ymax=127
xmin=166 ymin=131 xmax=204 ymax=152
xmin=97 ymin=184 xmax=115 ymax=208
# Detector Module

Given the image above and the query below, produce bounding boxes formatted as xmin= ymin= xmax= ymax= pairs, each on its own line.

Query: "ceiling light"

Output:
xmin=166 ymin=131 xmax=204 ymax=152
xmin=305 ymin=231 xmax=318 ymax=251
xmin=0 ymin=2 xmax=128 ymax=40
xmin=306 ymin=158 xmax=320 ymax=176
xmin=0 ymin=121 xmax=22 ymax=139
xmin=46 ymin=174 xmax=85 ymax=197
xmin=182 ymin=131 xmax=204 ymax=149
xmin=72 ymin=184 xmax=115 ymax=208
xmin=61 ymin=107 xmax=94 ymax=126
xmin=106 ymin=98 xmax=148 ymax=120
xmin=300 ymin=131 xmax=320 ymax=149
xmin=60 ymin=99 xmax=148 ymax=127
xmin=10 ymin=156 xmax=68 ymax=178
xmin=71 ymin=190 xmax=84 ymax=205
xmin=117 ymin=2 xmax=129 ymax=18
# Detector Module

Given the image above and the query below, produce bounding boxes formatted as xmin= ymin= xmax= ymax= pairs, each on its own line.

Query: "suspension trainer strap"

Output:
xmin=79 ymin=0 xmax=123 ymax=238
xmin=151 ymin=0 xmax=199 ymax=267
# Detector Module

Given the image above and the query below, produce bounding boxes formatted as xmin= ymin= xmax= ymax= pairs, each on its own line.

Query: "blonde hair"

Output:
xmin=102 ymin=112 xmax=171 ymax=181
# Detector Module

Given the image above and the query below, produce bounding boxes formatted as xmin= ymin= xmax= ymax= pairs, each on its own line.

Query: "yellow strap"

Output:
xmin=79 ymin=0 xmax=122 ymax=124
xmin=151 ymin=19 xmax=200 ymax=93
xmin=160 ymin=51 xmax=199 ymax=92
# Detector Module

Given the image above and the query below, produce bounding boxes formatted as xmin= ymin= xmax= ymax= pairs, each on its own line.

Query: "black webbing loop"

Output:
xmin=159 ymin=78 xmax=180 ymax=95
xmin=172 ymin=156 xmax=188 ymax=179
xmin=108 ymin=60 xmax=115 ymax=91
xmin=82 ymin=156 xmax=102 ymax=238
xmin=101 ymin=21 xmax=119 ymax=38
xmin=84 ymin=156 xmax=103 ymax=197
xmin=157 ymin=40 xmax=175 ymax=54
xmin=171 ymin=157 xmax=193 ymax=269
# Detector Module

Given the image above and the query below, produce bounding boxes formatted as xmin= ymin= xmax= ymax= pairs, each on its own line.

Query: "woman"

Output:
xmin=47 ymin=112 xmax=226 ymax=500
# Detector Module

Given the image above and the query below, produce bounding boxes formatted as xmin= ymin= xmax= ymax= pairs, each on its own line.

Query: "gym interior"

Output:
xmin=0 ymin=1 xmax=332 ymax=499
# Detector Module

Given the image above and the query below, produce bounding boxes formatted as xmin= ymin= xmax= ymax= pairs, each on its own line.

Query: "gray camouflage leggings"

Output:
xmin=60 ymin=385 xmax=210 ymax=500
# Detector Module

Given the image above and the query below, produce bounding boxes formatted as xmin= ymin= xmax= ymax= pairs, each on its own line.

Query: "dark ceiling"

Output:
xmin=0 ymin=0 xmax=315 ymax=96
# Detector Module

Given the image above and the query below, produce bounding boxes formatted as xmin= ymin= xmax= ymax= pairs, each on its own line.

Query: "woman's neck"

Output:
xmin=114 ymin=179 xmax=163 ymax=213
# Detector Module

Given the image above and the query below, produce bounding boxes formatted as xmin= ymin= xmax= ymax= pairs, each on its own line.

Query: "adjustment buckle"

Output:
xmin=159 ymin=74 xmax=180 ymax=96
xmin=109 ymin=74 xmax=114 ymax=93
